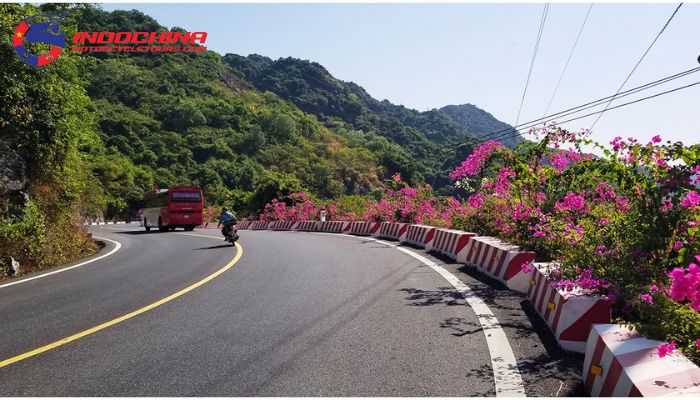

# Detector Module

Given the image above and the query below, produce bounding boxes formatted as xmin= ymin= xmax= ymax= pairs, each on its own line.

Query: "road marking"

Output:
xmin=0 ymin=237 xmax=122 ymax=290
xmin=0 ymin=241 xmax=242 ymax=369
xmin=309 ymin=232 xmax=526 ymax=397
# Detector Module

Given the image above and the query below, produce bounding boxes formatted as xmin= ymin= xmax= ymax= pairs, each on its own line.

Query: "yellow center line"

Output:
xmin=0 ymin=236 xmax=242 ymax=369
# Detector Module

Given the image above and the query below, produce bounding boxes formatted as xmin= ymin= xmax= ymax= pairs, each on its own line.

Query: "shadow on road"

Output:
xmin=398 ymin=250 xmax=586 ymax=397
xmin=193 ymin=244 xmax=235 ymax=250
xmin=400 ymin=287 xmax=463 ymax=307
xmin=108 ymin=230 xmax=161 ymax=235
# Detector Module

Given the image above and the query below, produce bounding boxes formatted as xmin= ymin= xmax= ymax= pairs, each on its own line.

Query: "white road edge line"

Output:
xmin=311 ymin=232 xmax=526 ymax=397
xmin=0 ymin=237 xmax=122 ymax=290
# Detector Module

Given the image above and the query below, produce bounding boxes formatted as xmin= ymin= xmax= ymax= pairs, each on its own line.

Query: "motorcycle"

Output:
xmin=222 ymin=222 xmax=239 ymax=245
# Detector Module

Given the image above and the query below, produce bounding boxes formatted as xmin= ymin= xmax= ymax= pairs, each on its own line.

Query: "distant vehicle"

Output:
xmin=143 ymin=186 xmax=204 ymax=232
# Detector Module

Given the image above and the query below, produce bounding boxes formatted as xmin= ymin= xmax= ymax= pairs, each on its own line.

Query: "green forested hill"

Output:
xmin=440 ymin=104 xmax=523 ymax=148
xmin=75 ymin=8 xmax=397 ymax=216
xmin=223 ymin=54 xmax=524 ymax=190
xmin=0 ymin=3 xmax=519 ymax=272
xmin=223 ymin=54 xmax=468 ymax=185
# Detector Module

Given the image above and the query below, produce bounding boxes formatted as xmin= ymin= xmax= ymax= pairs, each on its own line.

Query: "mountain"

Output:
xmin=4 ymin=4 xmax=525 ymax=224
xmin=224 ymin=54 xmax=472 ymax=145
xmin=441 ymin=104 xmax=523 ymax=148
xmin=223 ymin=54 xmax=524 ymax=191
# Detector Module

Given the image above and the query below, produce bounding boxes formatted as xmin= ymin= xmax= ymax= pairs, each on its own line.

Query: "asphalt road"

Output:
xmin=0 ymin=225 xmax=585 ymax=396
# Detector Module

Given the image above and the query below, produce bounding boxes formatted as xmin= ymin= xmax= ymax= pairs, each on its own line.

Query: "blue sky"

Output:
xmin=103 ymin=3 xmax=700 ymax=147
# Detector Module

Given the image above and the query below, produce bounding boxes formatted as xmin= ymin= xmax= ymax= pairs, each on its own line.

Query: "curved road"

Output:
xmin=0 ymin=225 xmax=584 ymax=396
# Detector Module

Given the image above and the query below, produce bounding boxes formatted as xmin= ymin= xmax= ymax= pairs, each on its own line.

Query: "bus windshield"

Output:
xmin=170 ymin=191 xmax=202 ymax=202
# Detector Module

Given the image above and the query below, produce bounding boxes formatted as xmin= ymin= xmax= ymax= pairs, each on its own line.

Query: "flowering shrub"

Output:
xmin=262 ymin=174 xmax=468 ymax=227
xmin=257 ymin=125 xmax=700 ymax=363
xmin=449 ymin=124 xmax=700 ymax=363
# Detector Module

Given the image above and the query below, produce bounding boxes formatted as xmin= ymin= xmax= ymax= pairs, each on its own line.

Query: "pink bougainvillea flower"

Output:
xmin=449 ymin=141 xmax=504 ymax=180
xmin=657 ymin=342 xmax=676 ymax=358
xmin=668 ymin=258 xmax=700 ymax=311
xmin=595 ymin=245 xmax=611 ymax=256
xmin=696 ymin=339 xmax=700 ymax=349
xmin=689 ymin=166 xmax=700 ymax=185
xmin=467 ymin=193 xmax=484 ymax=209
xmin=680 ymin=191 xmax=700 ymax=208
xmin=616 ymin=196 xmax=632 ymax=212
xmin=550 ymin=153 xmax=569 ymax=172
xmin=660 ymin=198 xmax=673 ymax=213
xmin=555 ymin=192 xmax=588 ymax=213
xmin=610 ymin=136 xmax=625 ymax=152
xmin=639 ymin=293 xmax=653 ymax=305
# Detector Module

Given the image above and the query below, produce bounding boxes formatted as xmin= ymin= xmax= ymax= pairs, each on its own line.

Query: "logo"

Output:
xmin=13 ymin=12 xmax=208 ymax=67
xmin=14 ymin=13 xmax=67 ymax=67
xmin=71 ymin=31 xmax=208 ymax=54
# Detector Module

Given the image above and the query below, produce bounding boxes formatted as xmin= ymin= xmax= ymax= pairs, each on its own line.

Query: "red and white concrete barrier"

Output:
xmin=319 ymin=221 xmax=351 ymax=233
xmin=527 ymin=263 xmax=611 ymax=353
xmin=379 ymin=222 xmax=409 ymax=242
xmin=270 ymin=221 xmax=298 ymax=231
xmin=347 ymin=221 xmax=381 ymax=236
xmin=464 ymin=236 xmax=503 ymax=268
xmin=583 ymin=324 xmax=700 ymax=396
xmin=426 ymin=228 xmax=476 ymax=263
xmin=87 ymin=220 xmax=138 ymax=226
xmin=465 ymin=238 xmax=537 ymax=293
xmin=201 ymin=220 xmax=254 ymax=230
xmin=236 ymin=221 xmax=252 ymax=230
xmin=295 ymin=221 xmax=319 ymax=231
xmin=402 ymin=224 xmax=436 ymax=249
xmin=249 ymin=221 xmax=269 ymax=230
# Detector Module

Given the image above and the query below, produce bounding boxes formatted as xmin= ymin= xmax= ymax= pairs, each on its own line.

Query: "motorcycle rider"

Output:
xmin=217 ymin=207 xmax=238 ymax=241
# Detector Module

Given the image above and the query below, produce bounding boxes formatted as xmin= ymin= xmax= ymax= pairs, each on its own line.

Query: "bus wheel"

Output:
xmin=158 ymin=217 xmax=167 ymax=232
xmin=144 ymin=218 xmax=151 ymax=232
xmin=184 ymin=225 xmax=195 ymax=231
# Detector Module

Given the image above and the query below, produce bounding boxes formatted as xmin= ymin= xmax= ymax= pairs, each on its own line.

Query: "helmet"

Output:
xmin=222 ymin=207 xmax=229 ymax=213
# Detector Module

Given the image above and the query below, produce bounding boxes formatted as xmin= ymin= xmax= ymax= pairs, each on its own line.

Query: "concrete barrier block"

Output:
xmin=584 ymin=324 xmax=700 ymax=396
xmin=464 ymin=236 xmax=502 ymax=268
xmin=379 ymin=222 xmax=409 ymax=242
xmin=295 ymin=220 xmax=319 ymax=231
xmin=271 ymin=221 xmax=298 ymax=231
xmin=470 ymin=240 xmax=536 ymax=293
xmin=249 ymin=221 xmax=269 ymax=230
xmin=348 ymin=221 xmax=381 ymax=236
xmin=319 ymin=221 xmax=350 ymax=233
xmin=426 ymin=228 xmax=476 ymax=262
xmin=402 ymin=224 xmax=436 ymax=249
xmin=527 ymin=263 xmax=611 ymax=353
xmin=236 ymin=221 xmax=252 ymax=230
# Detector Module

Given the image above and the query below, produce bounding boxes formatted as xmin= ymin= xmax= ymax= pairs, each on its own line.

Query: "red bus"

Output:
xmin=143 ymin=186 xmax=204 ymax=232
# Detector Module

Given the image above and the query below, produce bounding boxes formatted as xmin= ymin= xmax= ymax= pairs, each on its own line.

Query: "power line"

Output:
xmin=469 ymin=67 xmax=700 ymax=144
xmin=544 ymin=3 xmax=593 ymax=116
xmin=466 ymin=66 xmax=700 ymax=144
xmin=558 ymin=80 xmax=700 ymax=125
xmin=589 ymin=2 xmax=683 ymax=130
xmin=515 ymin=3 xmax=549 ymax=127
xmin=473 ymin=79 xmax=700 ymax=146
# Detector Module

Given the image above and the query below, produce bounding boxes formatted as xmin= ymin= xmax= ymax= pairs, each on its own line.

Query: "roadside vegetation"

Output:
xmin=260 ymin=125 xmax=700 ymax=363
xmin=2 ymin=3 xmax=699 ymax=365
xmin=0 ymin=4 xmax=464 ymax=275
